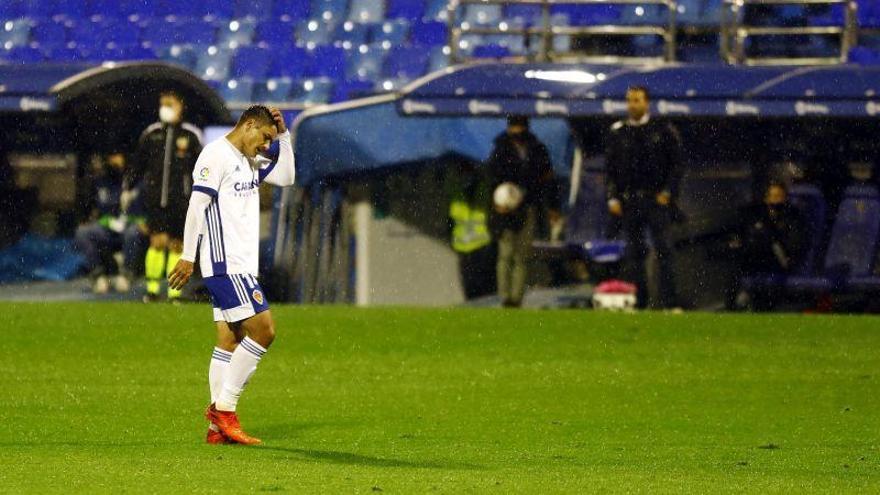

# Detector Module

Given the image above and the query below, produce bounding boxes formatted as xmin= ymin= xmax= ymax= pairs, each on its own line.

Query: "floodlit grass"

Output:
xmin=1 ymin=303 xmax=879 ymax=493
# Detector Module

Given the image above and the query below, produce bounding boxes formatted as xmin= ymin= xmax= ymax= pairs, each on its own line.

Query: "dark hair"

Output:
xmin=627 ymin=85 xmax=650 ymax=100
xmin=507 ymin=115 xmax=529 ymax=127
xmin=237 ymin=105 xmax=275 ymax=128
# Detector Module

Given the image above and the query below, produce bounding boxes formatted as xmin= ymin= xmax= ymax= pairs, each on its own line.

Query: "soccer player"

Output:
xmin=167 ymin=105 xmax=295 ymax=445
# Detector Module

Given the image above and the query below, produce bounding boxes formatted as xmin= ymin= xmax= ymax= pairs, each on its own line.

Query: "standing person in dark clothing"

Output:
xmin=487 ymin=116 xmax=561 ymax=308
xmin=129 ymin=90 xmax=203 ymax=302
xmin=605 ymin=85 xmax=682 ymax=309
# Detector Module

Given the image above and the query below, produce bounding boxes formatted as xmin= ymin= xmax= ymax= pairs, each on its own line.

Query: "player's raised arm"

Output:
xmin=259 ymin=107 xmax=295 ymax=187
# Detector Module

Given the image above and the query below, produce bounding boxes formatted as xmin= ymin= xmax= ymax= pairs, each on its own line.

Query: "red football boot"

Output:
xmin=205 ymin=404 xmax=262 ymax=445
xmin=206 ymin=427 xmax=231 ymax=444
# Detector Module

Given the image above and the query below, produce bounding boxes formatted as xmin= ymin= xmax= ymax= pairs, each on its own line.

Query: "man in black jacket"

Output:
xmin=128 ymin=90 xmax=203 ymax=302
xmin=605 ymin=85 xmax=682 ymax=309
xmin=487 ymin=116 xmax=561 ymax=307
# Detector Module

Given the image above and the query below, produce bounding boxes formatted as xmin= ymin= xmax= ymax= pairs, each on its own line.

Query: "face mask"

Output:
xmin=159 ymin=105 xmax=179 ymax=124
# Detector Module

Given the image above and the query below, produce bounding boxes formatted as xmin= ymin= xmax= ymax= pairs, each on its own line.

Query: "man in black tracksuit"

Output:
xmin=128 ymin=90 xmax=203 ymax=301
xmin=487 ymin=116 xmax=561 ymax=307
xmin=605 ymin=85 xmax=682 ymax=309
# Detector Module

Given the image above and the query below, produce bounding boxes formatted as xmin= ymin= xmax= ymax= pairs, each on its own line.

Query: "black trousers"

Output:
xmin=458 ymin=244 xmax=497 ymax=301
xmin=620 ymin=196 xmax=678 ymax=308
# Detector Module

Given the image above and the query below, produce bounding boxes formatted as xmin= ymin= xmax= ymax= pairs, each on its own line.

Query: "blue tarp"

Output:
xmin=0 ymin=234 xmax=84 ymax=284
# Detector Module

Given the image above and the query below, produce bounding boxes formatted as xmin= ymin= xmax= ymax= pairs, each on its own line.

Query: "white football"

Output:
xmin=493 ymin=182 xmax=524 ymax=211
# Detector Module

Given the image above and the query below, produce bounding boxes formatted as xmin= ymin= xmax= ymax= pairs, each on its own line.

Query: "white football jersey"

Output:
xmin=190 ymin=132 xmax=293 ymax=277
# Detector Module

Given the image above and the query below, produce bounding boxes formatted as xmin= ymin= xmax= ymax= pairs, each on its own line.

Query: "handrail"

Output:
xmin=447 ymin=0 xmax=678 ymax=65
xmin=720 ymin=0 xmax=858 ymax=65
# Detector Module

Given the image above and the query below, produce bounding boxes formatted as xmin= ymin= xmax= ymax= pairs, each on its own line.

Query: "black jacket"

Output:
xmin=486 ymin=131 xmax=559 ymax=231
xmin=128 ymin=121 xmax=203 ymax=212
xmin=605 ymin=118 xmax=681 ymax=202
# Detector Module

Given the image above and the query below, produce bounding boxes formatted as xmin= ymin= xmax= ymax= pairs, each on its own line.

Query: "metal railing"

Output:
xmin=447 ymin=0 xmax=679 ymax=64
xmin=720 ymin=0 xmax=858 ymax=65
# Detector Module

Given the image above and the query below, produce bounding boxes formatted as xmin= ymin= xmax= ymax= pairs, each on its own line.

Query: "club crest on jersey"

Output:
xmin=199 ymin=167 xmax=210 ymax=180
xmin=252 ymin=289 xmax=264 ymax=305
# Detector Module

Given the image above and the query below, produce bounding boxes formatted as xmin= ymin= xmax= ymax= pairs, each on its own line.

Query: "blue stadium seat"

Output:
xmin=550 ymin=5 xmax=621 ymax=26
xmin=386 ymin=0 xmax=424 ymax=22
xmin=787 ymin=185 xmax=880 ymax=292
xmin=345 ymin=44 xmax=387 ymax=81
xmin=0 ymin=19 xmax=31 ymax=48
xmin=44 ymin=43 xmax=85 ymax=62
xmin=217 ymin=18 xmax=257 ymax=46
xmin=99 ymin=43 xmax=156 ymax=61
xmin=272 ymin=0 xmax=311 ymax=22
xmin=158 ymin=44 xmax=200 ymax=69
xmin=424 ymin=0 xmax=450 ymax=22
xmin=333 ymin=21 xmax=370 ymax=49
xmin=289 ymin=77 xmax=335 ymax=104
xmin=620 ymin=4 xmax=667 ymax=25
xmin=231 ymin=45 xmax=273 ymax=78
xmin=141 ymin=18 xmax=217 ymax=47
xmin=850 ymin=47 xmax=880 ymax=66
xmin=463 ymin=4 xmax=502 ymax=26
xmin=332 ymin=79 xmax=374 ymax=102
xmin=311 ymin=0 xmax=349 ymax=24
xmin=411 ymin=21 xmax=447 ymax=47
xmin=195 ymin=46 xmax=234 ymax=80
xmin=29 ymin=20 xmax=68 ymax=47
xmin=0 ymin=1 xmax=24 ymax=20
xmin=52 ymin=1 xmax=87 ymax=21
xmin=255 ymin=20 xmax=294 ymax=46
xmin=348 ymin=0 xmax=385 ymax=23
xmin=427 ymin=45 xmax=450 ymax=72
xmin=788 ymin=184 xmax=828 ymax=277
xmin=20 ymin=0 xmax=59 ymax=21
xmin=504 ymin=4 xmax=542 ymax=25
xmin=234 ymin=0 xmax=274 ymax=20
xmin=114 ymin=0 xmax=157 ymax=20
xmin=472 ymin=43 xmax=510 ymax=59
xmin=383 ymin=45 xmax=428 ymax=79
xmin=311 ymin=44 xmax=346 ymax=79
xmin=220 ymin=78 xmax=257 ymax=102
xmin=2 ymin=44 xmax=44 ymax=63
xmin=268 ymin=45 xmax=314 ymax=78
xmin=295 ymin=19 xmax=333 ymax=48
xmin=370 ymin=20 xmax=410 ymax=46
xmin=254 ymin=77 xmax=295 ymax=101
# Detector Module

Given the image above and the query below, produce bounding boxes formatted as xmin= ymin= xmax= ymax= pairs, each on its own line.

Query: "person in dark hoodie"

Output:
xmin=486 ymin=115 xmax=561 ymax=308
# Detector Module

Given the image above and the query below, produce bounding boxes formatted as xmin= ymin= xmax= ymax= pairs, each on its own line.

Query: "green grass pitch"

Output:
xmin=2 ymin=302 xmax=879 ymax=493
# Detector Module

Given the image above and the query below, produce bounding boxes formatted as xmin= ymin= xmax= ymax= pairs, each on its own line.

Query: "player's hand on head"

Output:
xmin=269 ymin=107 xmax=287 ymax=134
xmin=167 ymin=259 xmax=194 ymax=291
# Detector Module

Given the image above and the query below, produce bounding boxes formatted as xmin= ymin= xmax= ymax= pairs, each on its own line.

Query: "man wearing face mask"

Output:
xmin=486 ymin=115 xmax=561 ymax=308
xmin=129 ymin=90 xmax=203 ymax=302
xmin=605 ymin=85 xmax=682 ymax=309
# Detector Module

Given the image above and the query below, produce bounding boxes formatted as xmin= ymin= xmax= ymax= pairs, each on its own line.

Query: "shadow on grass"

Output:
xmin=258 ymin=446 xmax=484 ymax=471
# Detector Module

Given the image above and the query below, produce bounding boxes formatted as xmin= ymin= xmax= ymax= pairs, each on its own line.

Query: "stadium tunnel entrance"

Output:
xmin=272 ymin=63 xmax=880 ymax=309
xmin=0 ymin=62 xmax=231 ymax=241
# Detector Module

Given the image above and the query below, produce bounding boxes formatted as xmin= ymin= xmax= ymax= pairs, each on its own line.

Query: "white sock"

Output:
xmin=208 ymin=347 xmax=232 ymax=430
xmin=216 ymin=337 xmax=266 ymax=412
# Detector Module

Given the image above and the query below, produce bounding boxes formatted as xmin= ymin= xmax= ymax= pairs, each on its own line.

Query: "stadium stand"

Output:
xmin=1 ymin=0 xmax=878 ymax=110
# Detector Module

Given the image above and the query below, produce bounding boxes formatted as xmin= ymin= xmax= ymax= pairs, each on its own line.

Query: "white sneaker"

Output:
xmin=93 ymin=276 xmax=110 ymax=294
xmin=112 ymin=275 xmax=130 ymax=293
